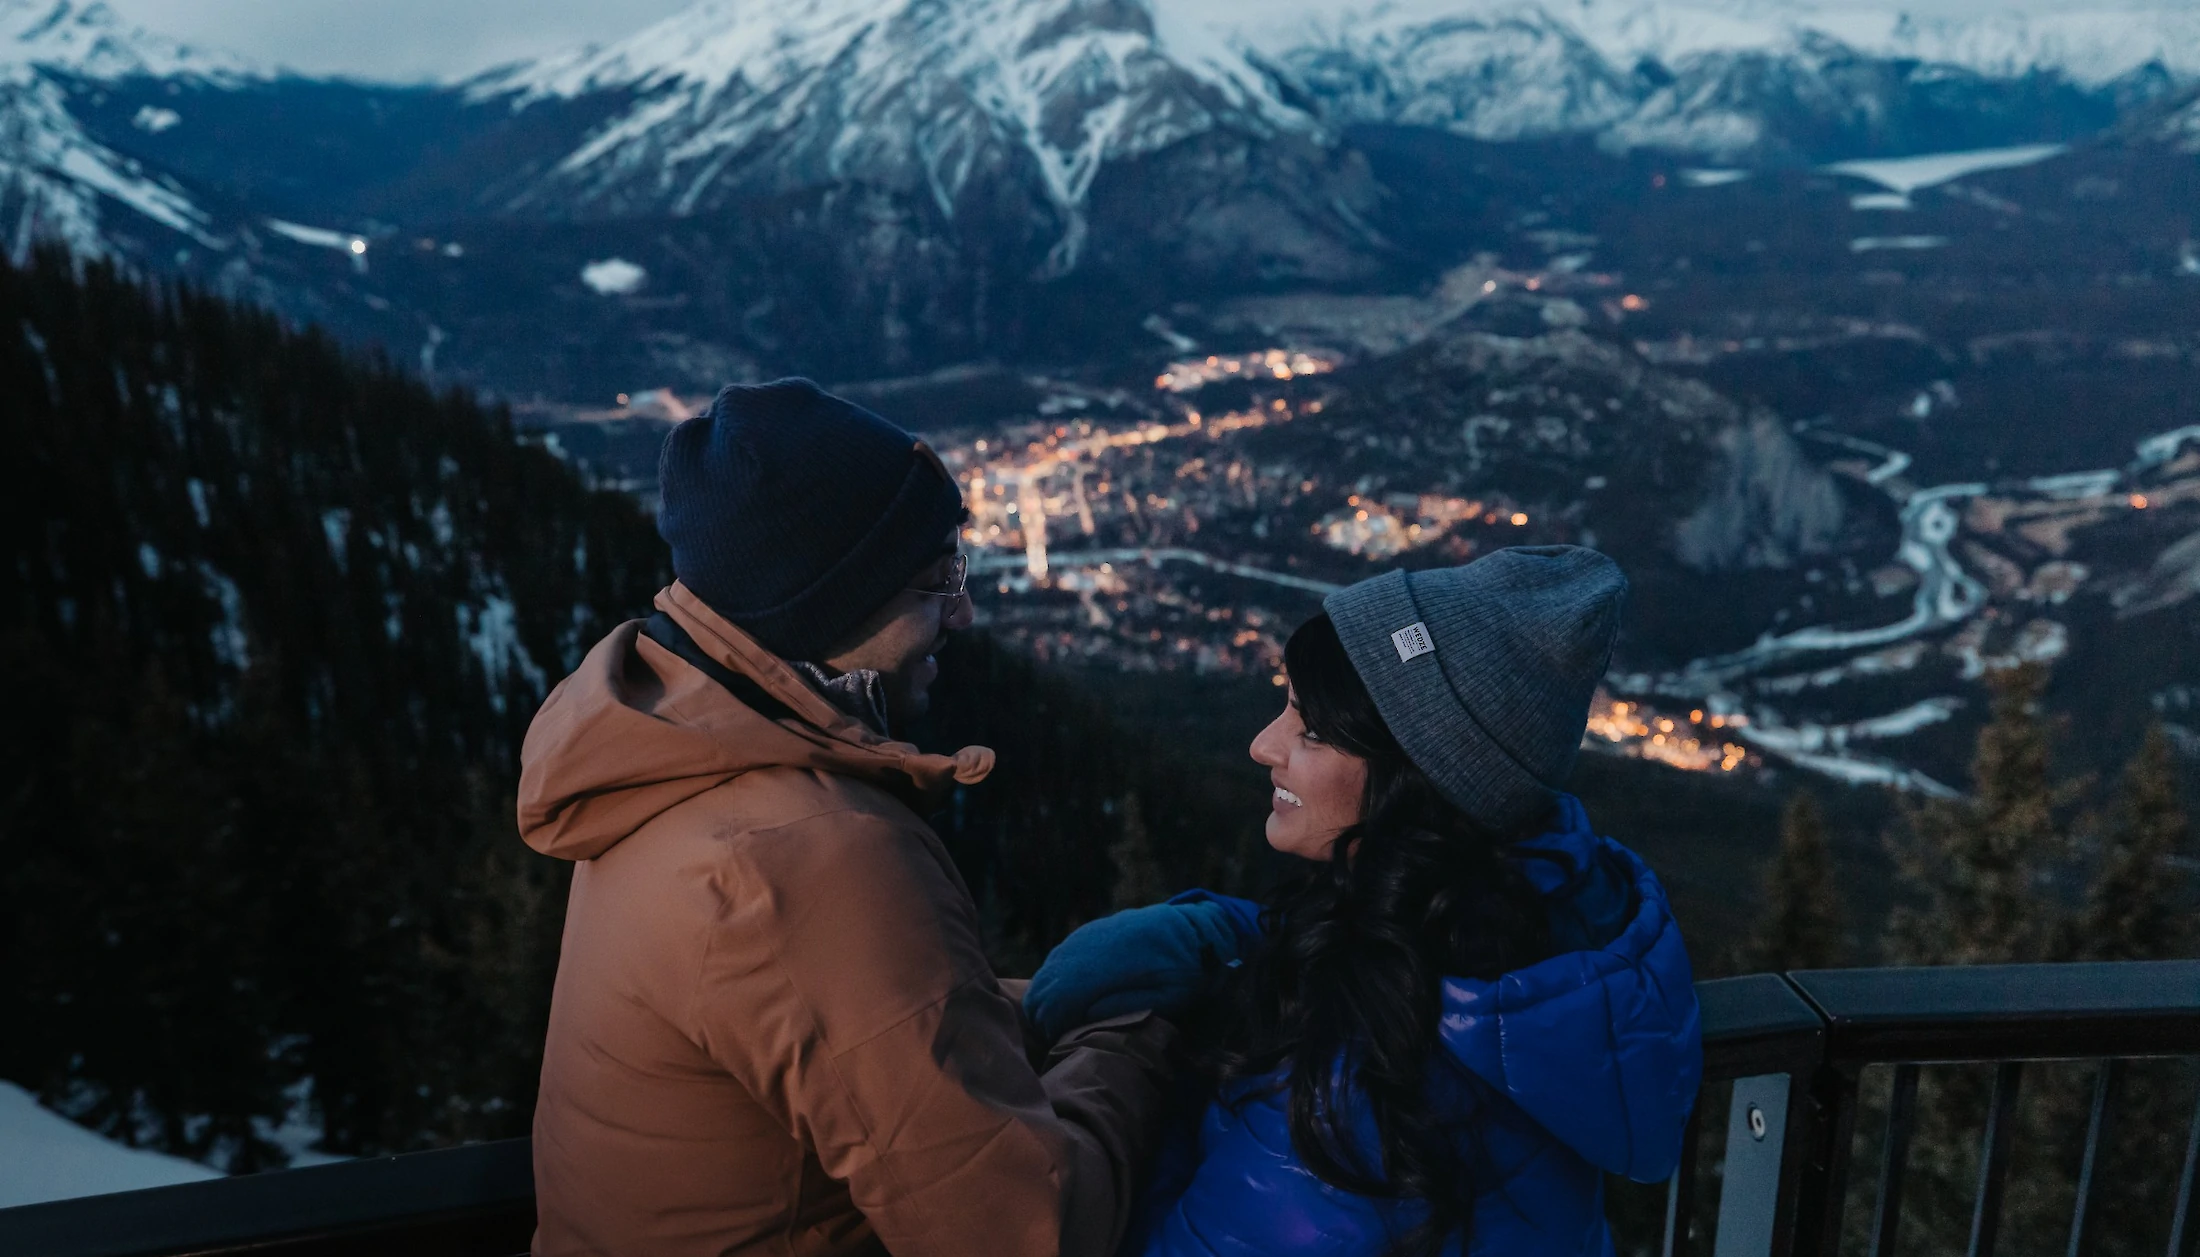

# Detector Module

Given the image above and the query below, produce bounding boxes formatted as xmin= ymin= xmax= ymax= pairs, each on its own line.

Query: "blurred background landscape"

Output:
xmin=0 ymin=0 xmax=2195 ymax=1242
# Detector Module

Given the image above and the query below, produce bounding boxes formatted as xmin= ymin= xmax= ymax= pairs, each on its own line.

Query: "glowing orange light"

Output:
xmin=2131 ymin=494 xmax=2150 ymax=509
xmin=1510 ymin=512 xmax=1528 ymax=526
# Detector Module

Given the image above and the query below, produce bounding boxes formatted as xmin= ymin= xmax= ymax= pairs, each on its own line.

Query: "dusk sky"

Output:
xmin=99 ymin=0 xmax=2131 ymax=84
xmin=102 ymin=0 xmax=693 ymax=82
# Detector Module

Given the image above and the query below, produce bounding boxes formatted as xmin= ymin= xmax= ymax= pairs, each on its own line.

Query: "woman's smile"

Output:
xmin=1249 ymin=687 xmax=1367 ymax=860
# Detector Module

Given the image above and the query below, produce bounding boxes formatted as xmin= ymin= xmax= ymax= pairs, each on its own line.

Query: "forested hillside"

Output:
xmin=0 ymin=249 xmax=669 ymax=1165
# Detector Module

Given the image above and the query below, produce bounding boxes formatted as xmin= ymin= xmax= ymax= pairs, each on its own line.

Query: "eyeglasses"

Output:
xmin=907 ymin=552 xmax=969 ymax=600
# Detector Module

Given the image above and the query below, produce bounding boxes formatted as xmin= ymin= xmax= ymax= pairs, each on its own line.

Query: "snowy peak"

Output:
xmin=1216 ymin=0 xmax=2200 ymax=87
xmin=469 ymin=0 xmax=2200 ymax=219
xmin=0 ymin=2 xmax=240 ymax=261
xmin=473 ymin=0 xmax=1313 ymax=232
xmin=1264 ymin=4 xmax=1637 ymax=140
xmin=0 ymin=0 xmax=248 ymax=80
xmin=1202 ymin=0 xmax=2200 ymax=158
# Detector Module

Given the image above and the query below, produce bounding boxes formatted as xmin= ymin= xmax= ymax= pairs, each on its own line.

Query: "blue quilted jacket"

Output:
xmin=1133 ymin=797 xmax=1702 ymax=1257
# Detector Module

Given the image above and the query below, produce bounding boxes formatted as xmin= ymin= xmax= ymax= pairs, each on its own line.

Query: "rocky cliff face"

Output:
xmin=1676 ymin=415 xmax=1846 ymax=570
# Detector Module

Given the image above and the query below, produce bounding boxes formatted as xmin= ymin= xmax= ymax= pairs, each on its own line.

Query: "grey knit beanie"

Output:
xmin=1322 ymin=545 xmax=1626 ymax=834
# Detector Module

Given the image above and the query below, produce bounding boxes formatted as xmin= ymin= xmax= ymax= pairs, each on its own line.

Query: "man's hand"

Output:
xmin=1023 ymin=901 xmax=1243 ymax=1044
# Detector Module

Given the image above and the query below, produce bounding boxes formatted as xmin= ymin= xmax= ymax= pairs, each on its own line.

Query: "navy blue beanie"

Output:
xmin=656 ymin=378 xmax=965 ymax=660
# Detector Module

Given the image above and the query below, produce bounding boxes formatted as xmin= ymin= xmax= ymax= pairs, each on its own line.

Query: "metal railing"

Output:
xmin=3 ymin=960 xmax=2197 ymax=1257
xmin=1676 ymin=960 xmax=2200 ymax=1257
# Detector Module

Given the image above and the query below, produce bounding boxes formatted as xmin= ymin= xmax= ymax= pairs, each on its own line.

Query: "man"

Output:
xmin=518 ymin=379 xmax=1177 ymax=1257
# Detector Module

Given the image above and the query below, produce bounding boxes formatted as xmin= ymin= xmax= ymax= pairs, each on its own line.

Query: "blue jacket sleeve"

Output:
xmin=1166 ymin=890 xmax=1264 ymax=952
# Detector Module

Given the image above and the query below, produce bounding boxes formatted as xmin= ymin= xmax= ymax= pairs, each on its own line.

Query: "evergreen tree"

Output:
xmin=2069 ymin=724 xmax=2193 ymax=963
xmin=2053 ymin=724 xmax=2195 ymax=1257
xmin=0 ymin=247 xmax=668 ymax=1161
xmin=1109 ymin=792 xmax=1170 ymax=911
xmin=1736 ymin=792 xmax=1845 ymax=973
xmin=1889 ymin=663 xmax=2072 ymax=967
xmin=1880 ymin=663 xmax=2078 ymax=1253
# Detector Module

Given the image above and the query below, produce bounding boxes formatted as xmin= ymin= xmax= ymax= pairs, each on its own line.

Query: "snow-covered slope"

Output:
xmin=1228 ymin=0 xmax=2200 ymax=157
xmin=463 ymin=0 xmax=2200 ymax=232
xmin=469 ymin=0 xmax=1317 ymax=269
xmin=2157 ymin=90 xmax=2200 ymax=154
xmin=0 ymin=0 xmax=249 ymax=258
xmin=0 ymin=1080 xmax=220 ymax=1208
xmin=1 ymin=0 xmax=244 ymax=79
xmin=1216 ymin=0 xmax=2200 ymax=90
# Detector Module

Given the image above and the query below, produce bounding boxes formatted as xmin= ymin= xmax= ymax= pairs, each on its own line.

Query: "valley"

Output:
xmin=3 ymin=0 xmax=2196 ymax=832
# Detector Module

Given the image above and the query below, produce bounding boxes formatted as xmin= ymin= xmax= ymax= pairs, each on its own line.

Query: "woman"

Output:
xmin=1025 ymin=546 xmax=1703 ymax=1257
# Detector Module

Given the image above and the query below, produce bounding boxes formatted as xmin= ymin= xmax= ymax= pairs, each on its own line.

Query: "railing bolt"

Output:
xmin=1749 ymin=1104 xmax=1768 ymax=1141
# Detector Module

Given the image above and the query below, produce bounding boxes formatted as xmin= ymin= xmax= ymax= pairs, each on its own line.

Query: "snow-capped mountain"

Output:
xmin=7 ymin=0 xmax=2199 ymax=391
xmin=2157 ymin=87 xmax=2200 ymax=154
xmin=466 ymin=0 xmax=2200 ymax=223
xmin=0 ymin=0 xmax=248 ymax=257
xmin=467 ymin=0 xmax=1322 ymax=273
xmin=1234 ymin=0 xmax=2200 ymax=157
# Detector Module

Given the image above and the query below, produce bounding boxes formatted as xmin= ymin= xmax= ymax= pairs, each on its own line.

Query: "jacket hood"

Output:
xmin=517 ymin=582 xmax=993 ymax=862
xmin=1435 ymin=798 xmax=1703 ymax=1182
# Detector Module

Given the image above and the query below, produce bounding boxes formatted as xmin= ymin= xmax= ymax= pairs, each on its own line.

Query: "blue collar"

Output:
xmin=1509 ymin=794 xmax=1601 ymax=897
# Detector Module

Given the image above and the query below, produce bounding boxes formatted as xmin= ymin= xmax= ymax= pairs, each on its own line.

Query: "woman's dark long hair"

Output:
xmin=1210 ymin=612 xmax=1558 ymax=1256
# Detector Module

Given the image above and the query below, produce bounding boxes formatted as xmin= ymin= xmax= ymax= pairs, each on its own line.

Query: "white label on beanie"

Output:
xmin=1391 ymin=622 xmax=1435 ymax=663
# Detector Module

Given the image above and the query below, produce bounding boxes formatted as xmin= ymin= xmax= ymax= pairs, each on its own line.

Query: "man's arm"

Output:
xmin=691 ymin=808 xmax=1175 ymax=1257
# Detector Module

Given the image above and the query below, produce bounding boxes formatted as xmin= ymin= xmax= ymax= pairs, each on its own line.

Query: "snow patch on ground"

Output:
xmin=198 ymin=560 xmax=249 ymax=669
xmin=460 ymin=594 xmax=548 ymax=711
xmin=1850 ymin=191 xmax=1913 ymax=210
xmin=264 ymin=218 xmax=359 ymax=251
xmin=320 ymin=508 xmax=351 ymax=571
xmin=1852 ymin=235 xmax=1948 ymax=252
xmin=0 ymin=1080 xmax=220 ymax=1208
xmin=580 ymin=257 xmax=646 ymax=295
xmin=1824 ymin=142 xmax=2065 ymax=195
xmin=1681 ymin=167 xmax=1750 ymax=186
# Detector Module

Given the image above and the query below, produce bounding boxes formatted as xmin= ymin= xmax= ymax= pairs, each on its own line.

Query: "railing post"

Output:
xmin=1869 ymin=1064 xmax=1921 ymax=1257
xmin=2170 ymin=1065 xmax=2200 ymax=1257
xmin=1714 ymin=1074 xmax=1792 ymax=1257
xmin=1790 ymin=1062 xmax=1860 ymax=1257
xmin=1968 ymin=1061 xmax=2025 ymax=1257
xmin=2065 ymin=1058 xmax=2120 ymax=1257
xmin=1664 ymin=1103 xmax=1703 ymax=1257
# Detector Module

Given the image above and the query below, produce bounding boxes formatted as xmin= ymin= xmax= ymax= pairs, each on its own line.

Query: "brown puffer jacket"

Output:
xmin=518 ymin=582 xmax=1176 ymax=1257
